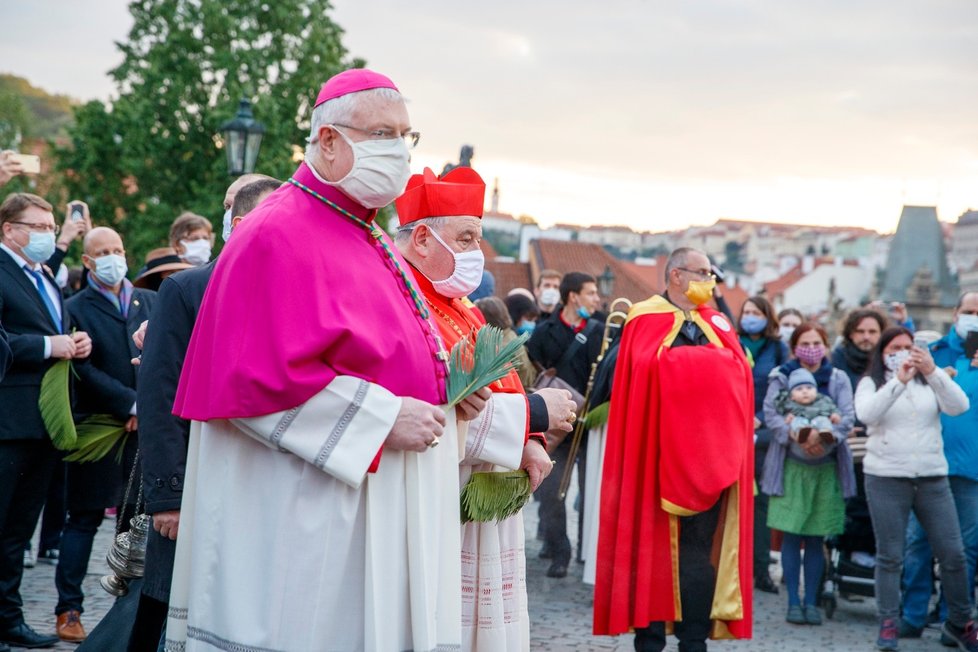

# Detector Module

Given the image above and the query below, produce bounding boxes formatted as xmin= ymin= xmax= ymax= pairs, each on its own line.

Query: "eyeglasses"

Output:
xmin=677 ymin=267 xmax=716 ymax=280
xmin=10 ymin=221 xmax=60 ymax=235
xmin=331 ymin=124 xmax=421 ymax=149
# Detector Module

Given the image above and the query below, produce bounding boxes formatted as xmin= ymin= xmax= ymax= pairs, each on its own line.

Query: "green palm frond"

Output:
xmin=446 ymin=326 xmax=529 ymax=407
xmin=582 ymin=401 xmax=611 ymax=429
xmin=39 ymin=360 xmax=77 ymax=450
xmin=460 ymin=470 xmax=531 ymax=523
xmin=63 ymin=415 xmax=128 ymax=463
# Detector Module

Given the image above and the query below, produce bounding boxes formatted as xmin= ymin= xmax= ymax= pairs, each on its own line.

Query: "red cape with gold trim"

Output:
xmin=593 ymin=295 xmax=754 ymax=639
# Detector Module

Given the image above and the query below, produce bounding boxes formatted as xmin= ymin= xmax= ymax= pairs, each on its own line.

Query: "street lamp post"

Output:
xmin=598 ymin=263 xmax=616 ymax=311
xmin=219 ymin=98 xmax=265 ymax=176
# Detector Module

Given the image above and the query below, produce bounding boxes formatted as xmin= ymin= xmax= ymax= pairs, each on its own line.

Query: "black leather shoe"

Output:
xmin=546 ymin=562 xmax=568 ymax=578
xmin=0 ymin=622 xmax=59 ymax=648
xmin=755 ymin=573 xmax=779 ymax=594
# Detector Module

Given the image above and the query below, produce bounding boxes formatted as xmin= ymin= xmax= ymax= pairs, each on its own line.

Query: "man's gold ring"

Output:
xmin=568 ymin=412 xmax=577 ymax=422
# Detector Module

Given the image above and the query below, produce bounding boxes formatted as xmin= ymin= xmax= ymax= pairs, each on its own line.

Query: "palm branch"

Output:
xmin=460 ymin=470 xmax=531 ymax=523
xmin=63 ymin=415 xmax=129 ymax=463
xmin=446 ymin=326 xmax=529 ymax=407
xmin=582 ymin=401 xmax=611 ymax=429
xmin=39 ymin=360 xmax=77 ymax=450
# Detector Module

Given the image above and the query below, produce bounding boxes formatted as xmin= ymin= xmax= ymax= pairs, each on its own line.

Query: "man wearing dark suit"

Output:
xmin=0 ymin=323 xmax=10 ymax=382
xmin=0 ymin=193 xmax=92 ymax=650
xmin=52 ymin=227 xmax=156 ymax=642
xmin=128 ymin=175 xmax=279 ymax=651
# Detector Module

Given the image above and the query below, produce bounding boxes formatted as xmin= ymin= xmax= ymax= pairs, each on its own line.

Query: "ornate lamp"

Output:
xmin=219 ymin=98 xmax=265 ymax=176
xmin=598 ymin=263 xmax=616 ymax=297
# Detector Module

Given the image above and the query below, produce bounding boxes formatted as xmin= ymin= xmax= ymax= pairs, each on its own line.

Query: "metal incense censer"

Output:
xmin=100 ymin=450 xmax=150 ymax=597
xmin=100 ymin=512 xmax=151 ymax=597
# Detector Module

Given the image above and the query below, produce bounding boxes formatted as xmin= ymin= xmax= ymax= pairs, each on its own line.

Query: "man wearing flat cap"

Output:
xmin=394 ymin=167 xmax=576 ymax=650
xmin=165 ymin=70 xmax=461 ymax=651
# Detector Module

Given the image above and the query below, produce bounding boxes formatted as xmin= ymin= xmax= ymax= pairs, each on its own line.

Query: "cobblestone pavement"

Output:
xmin=19 ymin=491 xmax=947 ymax=651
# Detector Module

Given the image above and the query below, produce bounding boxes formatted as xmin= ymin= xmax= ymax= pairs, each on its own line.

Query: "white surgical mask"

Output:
xmin=180 ymin=239 xmax=211 ymax=266
xmin=92 ymin=254 xmax=128 ymax=286
xmin=427 ymin=227 xmax=484 ymax=299
xmin=885 ymin=349 xmax=911 ymax=373
xmin=328 ymin=129 xmax=410 ymax=209
xmin=539 ymin=287 xmax=560 ymax=308
xmin=221 ymin=208 xmax=233 ymax=241
xmin=955 ymin=314 xmax=978 ymax=340
xmin=779 ymin=325 xmax=796 ymax=342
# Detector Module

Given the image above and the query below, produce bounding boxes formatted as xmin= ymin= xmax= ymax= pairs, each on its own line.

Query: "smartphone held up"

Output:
xmin=8 ymin=153 xmax=40 ymax=175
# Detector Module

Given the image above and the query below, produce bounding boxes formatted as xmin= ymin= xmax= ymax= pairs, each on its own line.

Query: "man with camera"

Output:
xmin=900 ymin=292 xmax=978 ymax=639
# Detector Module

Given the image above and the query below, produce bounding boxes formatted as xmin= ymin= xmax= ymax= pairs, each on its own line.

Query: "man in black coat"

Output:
xmin=53 ymin=227 xmax=155 ymax=642
xmin=128 ymin=175 xmax=279 ymax=651
xmin=0 ymin=193 xmax=92 ymax=650
xmin=0 ymin=322 xmax=10 ymax=382
xmin=525 ymin=271 xmax=604 ymax=578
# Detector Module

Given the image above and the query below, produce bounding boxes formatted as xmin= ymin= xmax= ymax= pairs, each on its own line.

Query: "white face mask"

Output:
xmin=539 ymin=287 xmax=560 ymax=308
xmin=92 ymin=254 xmax=128 ymax=286
xmin=427 ymin=227 xmax=484 ymax=299
xmin=885 ymin=349 xmax=911 ymax=373
xmin=779 ymin=325 xmax=796 ymax=343
xmin=955 ymin=314 xmax=978 ymax=340
xmin=181 ymin=239 xmax=212 ymax=266
xmin=328 ymin=129 xmax=410 ymax=209
xmin=221 ymin=208 xmax=233 ymax=241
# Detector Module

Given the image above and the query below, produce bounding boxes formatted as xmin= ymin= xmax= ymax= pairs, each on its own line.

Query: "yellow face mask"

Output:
xmin=684 ymin=278 xmax=716 ymax=306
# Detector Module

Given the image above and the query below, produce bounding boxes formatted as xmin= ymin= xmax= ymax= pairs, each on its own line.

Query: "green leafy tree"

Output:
xmin=0 ymin=90 xmax=30 ymax=149
xmin=54 ymin=0 xmax=361 ymax=266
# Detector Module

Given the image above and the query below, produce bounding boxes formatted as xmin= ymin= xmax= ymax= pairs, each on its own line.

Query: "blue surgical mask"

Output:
xmin=577 ymin=306 xmax=591 ymax=320
xmin=22 ymin=231 xmax=56 ymax=264
xmin=92 ymin=254 xmax=128 ymax=286
xmin=516 ymin=320 xmax=535 ymax=336
xmin=740 ymin=315 xmax=768 ymax=335
xmin=956 ymin=314 xmax=978 ymax=340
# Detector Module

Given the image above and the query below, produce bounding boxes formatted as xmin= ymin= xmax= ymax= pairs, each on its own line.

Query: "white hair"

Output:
xmin=393 ymin=216 xmax=449 ymax=246
xmin=304 ymin=87 xmax=404 ymax=161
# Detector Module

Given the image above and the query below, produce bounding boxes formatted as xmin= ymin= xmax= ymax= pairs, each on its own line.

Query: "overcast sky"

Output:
xmin=2 ymin=0 xmax=976 ymax=233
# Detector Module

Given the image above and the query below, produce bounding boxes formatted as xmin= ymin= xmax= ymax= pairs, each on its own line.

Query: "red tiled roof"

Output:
xmin=720 ymin=285 xmax=750 ymax=318
xmin=480 ymin=239 xmax=498 ymax=260
xmin=621 ymin=261 xmax=665 ymax=296
xmin=485 ymin=260 xmax=532 ymax=298
xmin=763 ymin=266 xmax=805 ymax=298
xmin=530 ymin=239 xmax=657 ymax=303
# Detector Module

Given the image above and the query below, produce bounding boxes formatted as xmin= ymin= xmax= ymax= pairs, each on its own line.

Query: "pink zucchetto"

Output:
xmin=314 ymin=68 xmax=399 ymax=107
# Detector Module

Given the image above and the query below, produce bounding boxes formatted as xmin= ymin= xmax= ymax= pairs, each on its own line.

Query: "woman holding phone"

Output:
xmin=854 ymin=326 xmax=976 ymax=651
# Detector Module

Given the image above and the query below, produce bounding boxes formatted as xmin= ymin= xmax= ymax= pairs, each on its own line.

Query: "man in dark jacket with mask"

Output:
xmin=526 ymin=271 xmax=604 ymax=578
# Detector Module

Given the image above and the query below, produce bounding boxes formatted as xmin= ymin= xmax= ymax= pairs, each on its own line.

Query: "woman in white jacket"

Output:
xmin=855 ymin=326 xmax=975 ymax=652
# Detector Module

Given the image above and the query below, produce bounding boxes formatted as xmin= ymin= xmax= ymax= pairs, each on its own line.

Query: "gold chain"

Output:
xmin=427 ymin=300 xmax=469 ymax=341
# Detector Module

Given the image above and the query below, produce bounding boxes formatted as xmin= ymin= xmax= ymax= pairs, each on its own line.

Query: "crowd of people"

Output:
xmin=1 ymin=67 xmax=978 ymax=652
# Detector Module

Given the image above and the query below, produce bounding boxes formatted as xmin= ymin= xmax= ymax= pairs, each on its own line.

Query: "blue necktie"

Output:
xmin=24 ymin=265 xmax=62 ymax=333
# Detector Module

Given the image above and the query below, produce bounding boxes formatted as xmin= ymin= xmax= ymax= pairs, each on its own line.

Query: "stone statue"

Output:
xmin=441 ymin=144 xmax=474 ymax=175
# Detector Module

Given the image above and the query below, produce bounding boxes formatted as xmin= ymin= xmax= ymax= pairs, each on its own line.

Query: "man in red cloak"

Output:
xmin=593 ymin=247 xmax=754 ymax=652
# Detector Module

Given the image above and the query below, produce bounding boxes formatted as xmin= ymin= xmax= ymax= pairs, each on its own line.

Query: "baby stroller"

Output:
xmin=820 ymin=466 xmax=876 ymax=618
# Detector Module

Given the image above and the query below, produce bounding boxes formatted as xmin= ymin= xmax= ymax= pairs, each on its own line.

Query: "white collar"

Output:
xmin=0 ymin=242 xmax=40 ymax=272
